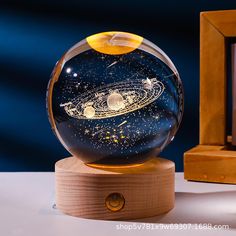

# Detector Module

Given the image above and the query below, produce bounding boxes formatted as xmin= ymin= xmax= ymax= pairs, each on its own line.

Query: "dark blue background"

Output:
xmin=0 ymin=1 xmax=235 ymax=171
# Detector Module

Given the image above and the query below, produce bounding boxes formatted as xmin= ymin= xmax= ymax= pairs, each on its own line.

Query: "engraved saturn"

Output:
xmin=60 ymin=78 xmax=165 ymax=120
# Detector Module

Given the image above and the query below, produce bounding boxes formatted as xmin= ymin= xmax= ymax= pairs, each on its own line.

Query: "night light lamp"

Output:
xmin=47 ymin=31 xmax=183 ymax=220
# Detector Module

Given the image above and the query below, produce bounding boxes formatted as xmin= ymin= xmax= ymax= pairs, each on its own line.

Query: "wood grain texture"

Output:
xmin=184 ymin=10 xmax=236 ymax=184
xmin=55 ymin=157 xmax=175 ymax=220
xmin=200 ymin=11 xmax=226 ymax=145
xmin=184 ymin=145 xmax=236 ymax=184
xmin=201 ymin=10 xmax=236 ymax=37
xmin=232 ymin=44 xmax=236 ymax=145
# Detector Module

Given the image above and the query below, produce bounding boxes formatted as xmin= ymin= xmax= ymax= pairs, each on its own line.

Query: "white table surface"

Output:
xmin=0 ymin=172 xmax=236 ymax=236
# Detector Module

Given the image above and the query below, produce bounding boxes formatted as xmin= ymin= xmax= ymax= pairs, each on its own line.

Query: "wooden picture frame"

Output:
xmin=184 ymin=10 xmax=236 ymax=184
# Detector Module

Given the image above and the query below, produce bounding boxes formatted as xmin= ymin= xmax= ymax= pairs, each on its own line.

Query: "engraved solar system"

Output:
xmin=47 ymin=32 xmax=183 ymax=219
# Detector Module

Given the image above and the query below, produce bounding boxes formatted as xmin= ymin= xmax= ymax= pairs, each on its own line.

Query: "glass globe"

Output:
xmin=47 ymin=31 xmax=184 ymax=166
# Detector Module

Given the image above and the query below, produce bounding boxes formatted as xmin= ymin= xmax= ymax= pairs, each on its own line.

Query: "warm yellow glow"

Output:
xmin=86 ymin=31 xmax=143 ymax=55
xmin=86 ymin=162 xmax=144 ymax=169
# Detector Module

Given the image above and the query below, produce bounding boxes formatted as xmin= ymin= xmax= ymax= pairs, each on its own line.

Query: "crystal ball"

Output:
xmin=47 ymin=31 xmax=184 ymax=166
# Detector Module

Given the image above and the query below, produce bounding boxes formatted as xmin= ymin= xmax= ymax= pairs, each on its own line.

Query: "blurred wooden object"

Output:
xmin=184 ymin=10 xmax=236 ymax=184
xmin=185 ymin=145 xmax=236 ymax=184
xmin=55 ymin=157 xmax=175 ymax=220
xmin=232 ymin=44 xmax=236 ymax=145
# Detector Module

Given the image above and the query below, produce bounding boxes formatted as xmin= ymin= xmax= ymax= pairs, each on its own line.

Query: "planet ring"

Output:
xmin=60 ymin=78 xmax=165 ymax=120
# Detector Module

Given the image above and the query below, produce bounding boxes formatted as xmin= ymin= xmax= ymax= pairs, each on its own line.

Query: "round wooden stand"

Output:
xmin=55 ymin=157 xmax=175 ymax=220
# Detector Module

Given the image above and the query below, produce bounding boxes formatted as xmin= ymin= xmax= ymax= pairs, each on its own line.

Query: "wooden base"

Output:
xmin=184 ymin=145 xmax=236 ymax=184
xmin=55 ymin=157 xmax=175 ymax=220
